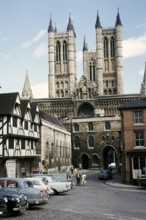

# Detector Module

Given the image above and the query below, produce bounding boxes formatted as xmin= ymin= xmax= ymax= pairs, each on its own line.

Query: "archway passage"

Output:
xmin=103 ymin=146 xmax=116 ymax=169
xmin=81 ymin=154 xmax=89 ymax=169
xmin=91 ymin=154 xmax=99 ymax=167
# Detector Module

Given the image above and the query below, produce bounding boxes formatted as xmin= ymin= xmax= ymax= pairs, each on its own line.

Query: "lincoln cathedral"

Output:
xmin=22 ymin=10 xmax=139 ymax=169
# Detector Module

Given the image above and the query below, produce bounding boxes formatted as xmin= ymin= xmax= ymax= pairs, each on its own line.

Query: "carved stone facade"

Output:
xmin=23 ymin=11 xmax=140 ymax=169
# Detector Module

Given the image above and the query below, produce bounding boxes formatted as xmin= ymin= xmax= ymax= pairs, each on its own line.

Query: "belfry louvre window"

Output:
xmin=134 ymin=111 xmax=143 ymax=124
xmin=63 ymin=41 xmax=67 ymax=61
xmin=56 ymin=41 xmax=61 ymax=62
xmin=135 ymin=131 xmax=144 ymax=147
xmin=110 ymin=37 xmax=115 ymax=57
xmin=104 ymin=37 xmax=108 ymax=58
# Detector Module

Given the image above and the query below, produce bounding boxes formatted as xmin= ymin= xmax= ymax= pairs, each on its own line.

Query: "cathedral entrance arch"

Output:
xmin=102 ymin=146 xmax=117 ymax=169
xmin=81 ymin=154 xmax=89 ymax=169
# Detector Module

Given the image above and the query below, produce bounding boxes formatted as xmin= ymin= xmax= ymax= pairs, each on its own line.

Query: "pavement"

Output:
xmin=78 ymin=169 xmax=144 ymax=189
xmin=105 ymin=171 xmax=143 ymax=189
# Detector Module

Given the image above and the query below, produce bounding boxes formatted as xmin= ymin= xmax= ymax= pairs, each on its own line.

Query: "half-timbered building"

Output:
xmin=0 ymin=93 xmax=41 ymax=177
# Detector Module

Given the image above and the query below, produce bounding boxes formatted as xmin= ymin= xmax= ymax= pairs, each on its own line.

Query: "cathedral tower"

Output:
xmin=48 ymin=15 xmax=77 ymax=98
xmin=83 ymin=10 xmax=124 ymax=96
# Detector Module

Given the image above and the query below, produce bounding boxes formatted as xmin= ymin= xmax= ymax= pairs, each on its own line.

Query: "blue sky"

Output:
xmin=0 ymin=0 xmax=146 ymax=98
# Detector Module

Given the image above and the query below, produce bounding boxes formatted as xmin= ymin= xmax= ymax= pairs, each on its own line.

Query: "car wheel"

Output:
xmin=1 ymin=210 xmax=11 ymax=217
xmin=52 ymin=189 xmax=58 ymax=195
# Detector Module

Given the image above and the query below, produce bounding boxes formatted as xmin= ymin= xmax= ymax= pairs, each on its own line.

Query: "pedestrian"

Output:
xmin=81 ymin=173 xmax=87 ymax=186
xmin=76 ymin=169 xmax=81 ymax=186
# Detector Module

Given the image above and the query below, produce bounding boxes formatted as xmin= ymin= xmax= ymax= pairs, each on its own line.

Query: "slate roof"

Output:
xmin=21 ymin=99 xmax=29 ymax=118
xmin=40 ymin=110 xmax=65 ymax=129
xmin=118 ymin=98 xmax=146 ymax=110
xmin=0 ymin=92 xmax=19 ymax=115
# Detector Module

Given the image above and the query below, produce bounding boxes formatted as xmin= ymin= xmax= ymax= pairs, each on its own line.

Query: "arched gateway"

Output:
xmin=81 ymin=154 xmax=89 ymax=169
xmin=102 ymin=146 xmax=117 ymax=169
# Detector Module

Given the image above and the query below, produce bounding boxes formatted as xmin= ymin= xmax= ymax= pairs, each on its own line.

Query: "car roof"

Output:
xmin=0 ymin=177 xmax=29 ymax=182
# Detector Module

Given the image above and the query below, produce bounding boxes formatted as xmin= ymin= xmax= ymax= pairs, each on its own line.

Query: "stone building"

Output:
xmin=23 ymin=10 xmax=140 ymax=169
xmin=39 ymin=111 xmax=71 ymax=173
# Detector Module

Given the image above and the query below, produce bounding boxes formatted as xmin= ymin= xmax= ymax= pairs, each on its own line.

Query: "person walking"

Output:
xmin=76 ymin=169 xmax=81 ymax=186
xmin=81 ymin=173 xmax=87 ymax=186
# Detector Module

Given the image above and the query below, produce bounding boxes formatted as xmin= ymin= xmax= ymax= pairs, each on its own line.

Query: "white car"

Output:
xmin=49 ymin=173 xmax=74 ymax=189
xmin=41 ymin=176 xmax=70 ymax=195
xmin=24 ymin=177 xmax=51 ymax=196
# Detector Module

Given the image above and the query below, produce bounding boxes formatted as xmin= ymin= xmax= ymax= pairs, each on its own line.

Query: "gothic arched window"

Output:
xmin=105 ymin=121 xmax=110 ymax=130
xmin=104 ymin=37 xmax=108 ymax=58
xmin=89 ymin=59 xmax=95 ymax=82
xmin=56 ymin=41 xmax=61 ymax=62
xmin=74 ymin=136 xmax=80 ymax=148
xmin=74 ymin=123 xmax=79 ymax=132
xmin=88 ymin=122 xmax=93 ymax=131
xmin=79 ymin=88 xmax=83 ymax=99
xmin=63 ymin=41 xmax=67 ymax=61
xmin=88 ymin=136 xmax=94 ymax=148
xmin=110 ymin=37 xmax=115 ymax=58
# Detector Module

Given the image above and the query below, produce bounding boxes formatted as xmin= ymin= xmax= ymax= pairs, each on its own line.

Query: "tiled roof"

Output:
xmin=0 ymin=92 xmax=19 ymax=115
xmin=118 ymin=98 xmax=146 ymax=110
xmin=40 ymin=111 xmax=65 ymax=129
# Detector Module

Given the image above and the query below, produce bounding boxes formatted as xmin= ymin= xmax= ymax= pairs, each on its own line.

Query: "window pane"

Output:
xmin=134 ymin=111 xmax=143 ymax=123
xmin=135 ymin=131 xmax=144 ymax=146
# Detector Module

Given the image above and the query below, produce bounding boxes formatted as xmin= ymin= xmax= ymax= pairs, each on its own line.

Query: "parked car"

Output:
xmin=0 ymin=194 xmax=8 ymax=217
xmin=48 ymin=172 xmax=74 ymax=189
xmin=33 ymin=175 xmax=70 ymax=195
xmin=24 ymin=177 xmax=50 ymax=195
xmin=140 ymin=178 xmax=146 ymax=187
xmin=98 ymin=169 xmax=112 ymax=180
xmin=0 ymin=190 xmax=28 ymax=217
xmin=0 ymin=178 xmax=48 ymax=209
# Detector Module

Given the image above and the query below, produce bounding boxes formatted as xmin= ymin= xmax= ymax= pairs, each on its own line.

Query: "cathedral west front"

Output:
xmin=24 ymin=10 xmax=139 ymax=169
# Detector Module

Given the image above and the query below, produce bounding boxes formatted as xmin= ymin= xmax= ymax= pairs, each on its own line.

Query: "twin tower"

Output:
xmin=48 ymin=11 xmax=123 ymax=99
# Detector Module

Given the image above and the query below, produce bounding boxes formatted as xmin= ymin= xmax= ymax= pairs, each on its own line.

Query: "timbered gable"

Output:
xmin=30 ymin=103 xmax=41 ymax=138
xmin=0 ymin=93 xmax=41 ymax=159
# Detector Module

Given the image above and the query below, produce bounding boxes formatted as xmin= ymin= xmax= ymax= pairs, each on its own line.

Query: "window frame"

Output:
xmin=134 ymin=130 xmax=144 ymax=148
xmin=134 ymin=111 xmax=143 ymax=124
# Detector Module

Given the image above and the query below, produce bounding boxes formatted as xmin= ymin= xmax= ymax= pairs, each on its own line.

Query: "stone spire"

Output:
xmin=140 ymin=62 xmax=146 ymax=98
xmin=67 ymin=14 xmax=76 ymax=37
xmin=21 ymin=71 xmax=33 ymax=100
xmin=115 ymin=8 xmax=122 ymax=26
xmin=95 ymin=10 xmax=102 ymax=28
xmin=83 ymin=36 xmax=88 ymax=51
xmin=48 ymin=14 xmax=54 ymax=33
